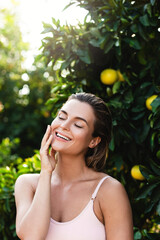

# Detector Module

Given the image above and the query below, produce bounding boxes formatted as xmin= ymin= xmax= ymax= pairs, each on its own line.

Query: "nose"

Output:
xmin=60 ymin=119 xmax=70 ymax=130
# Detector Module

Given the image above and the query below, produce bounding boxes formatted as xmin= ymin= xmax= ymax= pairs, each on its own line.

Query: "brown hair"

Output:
xmin=68 ymin=92 xmax=112 ymax=172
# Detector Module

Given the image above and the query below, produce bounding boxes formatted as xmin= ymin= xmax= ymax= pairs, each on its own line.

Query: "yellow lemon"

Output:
xmin=117 ymin=70 xmax=125 ymax=82
xmin=131 ymin=165 xmax=145 ymax=180
xmin=146 ymin=95 xmax=158 ymax=110
xmin=100 ymin=69 xmax=118 ymax=85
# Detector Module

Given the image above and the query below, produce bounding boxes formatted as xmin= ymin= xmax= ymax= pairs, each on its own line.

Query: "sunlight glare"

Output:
xmin=0 ymin=0 xmax=88 ymax=69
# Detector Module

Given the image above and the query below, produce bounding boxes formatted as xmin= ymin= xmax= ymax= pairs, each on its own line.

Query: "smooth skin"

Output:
xmin=15 ymin=99 xmax=133 ymax=240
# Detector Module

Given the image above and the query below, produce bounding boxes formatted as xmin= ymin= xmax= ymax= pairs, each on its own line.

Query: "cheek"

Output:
xmin=51 ymin=118 xmax=58 ymax=129
xmin=73 ymin=128 xmax=91 ymax=141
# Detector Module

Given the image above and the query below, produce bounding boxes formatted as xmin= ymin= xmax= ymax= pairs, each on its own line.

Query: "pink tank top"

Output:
xmin=45 ymin=176 xmax=110 ymax=240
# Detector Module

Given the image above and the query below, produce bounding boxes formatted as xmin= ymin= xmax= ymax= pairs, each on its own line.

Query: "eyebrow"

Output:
xmin=59 ymin=109 xmax=88 ymax=126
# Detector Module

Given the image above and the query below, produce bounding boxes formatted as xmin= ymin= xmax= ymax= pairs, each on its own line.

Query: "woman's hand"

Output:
xmin=40 ymin=125 xmax=56 ymax=173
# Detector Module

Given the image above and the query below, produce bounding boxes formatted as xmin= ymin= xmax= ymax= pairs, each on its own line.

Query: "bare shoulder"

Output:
xmin=15 ymin=173 xmax=40 ymax=197
xmin=98 ymin=175 xmax=133 ymax=222
xmin=98 ymin=176 xmax=133 ymax=239
xmin=94 ymin=174 xmax=133 ymax=239
xmin=100 ymin=175 xmax=127 ymax=194
xmin=98 ymin=175 xmax=130 ymax=207
xmin=15 ymin=173 xmax=40 ymax=186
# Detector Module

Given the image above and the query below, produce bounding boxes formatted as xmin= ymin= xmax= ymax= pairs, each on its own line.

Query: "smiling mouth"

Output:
xmin=56 ymin=132 xmax=71 ymax=141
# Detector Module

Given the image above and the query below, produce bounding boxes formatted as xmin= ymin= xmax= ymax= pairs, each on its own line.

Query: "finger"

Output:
xmin=50 ymin=148 xmax=56 ymax=158
xmin=41 ymin=125 xmax=51 ymax=148
xmin=43 ymin=134 xmax=53 ymax=152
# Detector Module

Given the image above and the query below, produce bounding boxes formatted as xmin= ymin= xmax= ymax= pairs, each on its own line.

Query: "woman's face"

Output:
xmin=50 ymin=99 xmax=97 ymax=156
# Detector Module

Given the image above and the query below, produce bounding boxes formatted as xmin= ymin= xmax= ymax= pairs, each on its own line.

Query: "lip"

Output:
xmin=55 ymin=131 xmax=72 ymax=142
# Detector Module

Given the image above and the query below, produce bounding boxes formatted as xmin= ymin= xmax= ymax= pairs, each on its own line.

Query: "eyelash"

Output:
xmin=74 ymin=124 xmax=83 ymax=129
xmin=58 ymin=116 xmax=65 ymax=120
xmin=58 ymin=116 xmax=83 ymax=128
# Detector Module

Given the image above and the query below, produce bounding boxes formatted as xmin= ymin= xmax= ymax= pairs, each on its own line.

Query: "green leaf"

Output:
xmin=109 ymin=98 xmax=122 ymax=108
xmin=134 ymin=231 xmax=142 ymax=240
xmin=109 ymin=137 xmax=115 ymax=151
xmin=150 ymin=0 xmax=156 ymax=6
xmin=125 ymin=38 xmax=141 ymax=50
xmin=157 ymin=200 xmax=160 ymax=216
xmin=89 ymin=39 xmax=100 ymax=47
xmin=108 ymin=0 xmax=117 ymax=8
xmin=131 ymin=105 xmax=145 ymax=113
xmin=90 ymin=27 xmax=101 ymax=38
xmin=114 ymin=155 xmax=123 ymax=172
xmin=139 ymin=15 xmax=150 ymax=27
xmin=104 ymin=40 xmax=115 ymax=54
xmin=150 ymin=132 xmax=157 ymax=151
xmin=124 ymin=90 xmax=134 ymax=104
xmin=130 ymin=24 xmax=138 ymax=33
xmin=139 ymin=121 xmax=150 ymax=143
xmin=138 ymin=51 xmax=147 ymax=65
xmin=61 ymin=60 xmax=71 ymax=70
xmin=77 ymin=49 xmax=92 ymax=64
xmin=150 ymin=159 xmax=160 ymax=176
xmin=145 ymin=201 xmax=155 ymax=214
xmin=45 ymin=98 xmax=58 ymax=105
xmin=132 ymin=112 xmax=145 ymax=120
xmin=140 ymin=82 xmax=152 ymax=88
xmin=112 ymin=81 xmax=121 ymax=94
xmin=121 ymin=18 xmax=129 ymax=25
xmin=138 ymin=25 xmax=149 ymax=41
xmin=140 ymin=165 xmax=152 ymax=179
xmin=51 ymin=85 xmax=61 ymax=94
xmin=151 ymin=186 xmax=160 ymax=203
xmin=136 ymin=183 xmax=158 ymax=200
xmin=151 ymin=96 xmax=160 ymax=112
xmin=144 ymin=4 xmax=152 ymax=17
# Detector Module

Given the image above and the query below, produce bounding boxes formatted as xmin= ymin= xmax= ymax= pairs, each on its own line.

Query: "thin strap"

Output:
xmin=91 ymin=176 xmax=110 ymax=200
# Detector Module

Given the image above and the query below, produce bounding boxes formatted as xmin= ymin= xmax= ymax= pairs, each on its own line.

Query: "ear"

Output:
xmin=88 ymin=136 xmax=101 ymax=149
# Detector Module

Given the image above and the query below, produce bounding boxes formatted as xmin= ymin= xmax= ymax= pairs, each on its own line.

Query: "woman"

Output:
xmin=15 ymin=92 xmax=133 ymax=240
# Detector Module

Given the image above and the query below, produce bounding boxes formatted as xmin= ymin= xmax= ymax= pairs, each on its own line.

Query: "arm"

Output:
xmin=15 ymin=172 xmax=52 ymax=240
xmin=15 ymin=125 xmax=56 ymax=240
xmin=100 ymin=179 xmax=133 ymax=240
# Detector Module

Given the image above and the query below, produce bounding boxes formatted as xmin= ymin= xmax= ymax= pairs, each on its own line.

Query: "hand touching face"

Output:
xmin=40 ymin=125 xmax=56 ymax=173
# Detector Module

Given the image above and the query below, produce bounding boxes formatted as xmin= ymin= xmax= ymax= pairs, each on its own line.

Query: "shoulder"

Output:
xmin=15 ymin=173 xmax=40 ymax=185
xmin=101 ymin=175 xmax=126 ymax=194
xmin=98 ymin=175 xmax=130 ymax=209
xmin=15 ymin=173 xmax=40 ymax=195
xmin=97 ymin=176 xmax=133 ymax=238
xmin=97 ymin=175 xmax=132 ymax=223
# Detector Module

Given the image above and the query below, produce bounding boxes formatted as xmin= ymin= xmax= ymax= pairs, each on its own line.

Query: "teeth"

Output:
xmin=56 ymin=133 xmax=70 ymax=141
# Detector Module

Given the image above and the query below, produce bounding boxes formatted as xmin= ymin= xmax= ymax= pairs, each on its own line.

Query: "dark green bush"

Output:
xmin=0 ymin=138 xmax=41 ymax=239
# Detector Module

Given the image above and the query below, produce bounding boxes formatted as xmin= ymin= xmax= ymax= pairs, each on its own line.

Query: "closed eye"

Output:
xmin=58 ymin=116 xmax=66 ymax=120
xmin=74 ymin=124 xmax=83 ymax=128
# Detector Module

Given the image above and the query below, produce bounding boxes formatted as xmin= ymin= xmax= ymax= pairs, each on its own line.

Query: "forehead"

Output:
xmin=61 ymin=99 xmax=95 ymax=120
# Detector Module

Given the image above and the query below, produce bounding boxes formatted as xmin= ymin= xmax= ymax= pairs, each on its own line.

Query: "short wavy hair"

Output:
xmin=68 ymin=92 xmax=112 ymax=172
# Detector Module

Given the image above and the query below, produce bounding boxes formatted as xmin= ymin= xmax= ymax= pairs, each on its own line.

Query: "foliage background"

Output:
xmin=0 ymin=0 xmax=160 ymax=239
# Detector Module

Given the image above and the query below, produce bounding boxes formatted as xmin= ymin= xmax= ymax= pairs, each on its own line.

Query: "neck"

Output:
xmin=53 ymin=153 xmax=88 ymax=185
